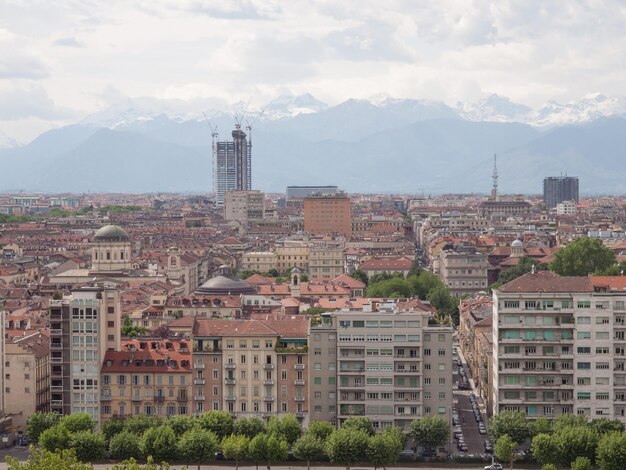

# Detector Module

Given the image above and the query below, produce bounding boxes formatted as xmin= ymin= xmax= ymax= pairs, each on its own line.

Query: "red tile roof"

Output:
xmin=498 ymin=271 xmax=592 ymax=293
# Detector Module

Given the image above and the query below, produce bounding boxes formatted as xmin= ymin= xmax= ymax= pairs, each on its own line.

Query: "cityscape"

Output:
xmin=2 ymin=1 xmax=626 ymax=470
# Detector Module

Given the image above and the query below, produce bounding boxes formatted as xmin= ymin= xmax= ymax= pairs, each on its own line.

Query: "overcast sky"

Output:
xmin=1 ymin=0 xmax=626 ymax=141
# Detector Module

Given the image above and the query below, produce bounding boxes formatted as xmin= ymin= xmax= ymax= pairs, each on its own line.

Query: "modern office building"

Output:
xmin=214 ymin=125 xmax=252 ymax=206
xmin=286 ymin=186 xmax=338 ymax=200
xmin=543 ymin=176 xmax=579 ymax=209
xmin=49 ymin=286 xmax=121 ymax=424
xmin=303 ymin=193 xmax=352 ymax=238
xmin=492 ymin=271 xmax=626 ymax=424
xmin=308 ymin=301 xmax=454 ymax=432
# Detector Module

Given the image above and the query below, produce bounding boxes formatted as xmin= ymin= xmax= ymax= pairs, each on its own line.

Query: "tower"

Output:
xmin=214 ymin=123 xmax=252 ymax=206
xmin=491 ymin=154 xmax=499 ymax=201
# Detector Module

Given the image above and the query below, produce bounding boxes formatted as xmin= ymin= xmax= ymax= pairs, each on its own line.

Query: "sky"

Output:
xmin=1 ymin=0 xmax=626 ymax=142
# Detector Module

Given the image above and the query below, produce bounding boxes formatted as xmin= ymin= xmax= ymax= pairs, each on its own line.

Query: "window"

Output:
xmin=576 ymin=301 xmax=591 ymax=309
xmin=577 ymin=331 xmax=591 ymax=339
xmin=577 ymin=362 xmax=591 ymax=369
xmin=314 ymin=377 xmax=321 ymax=385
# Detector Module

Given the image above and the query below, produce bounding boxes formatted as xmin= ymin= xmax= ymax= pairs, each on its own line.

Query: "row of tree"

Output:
xmin=25 ymin=411 xmax=451 ymax=469
xmin=488 ymin=411 xmax=626 ymax=470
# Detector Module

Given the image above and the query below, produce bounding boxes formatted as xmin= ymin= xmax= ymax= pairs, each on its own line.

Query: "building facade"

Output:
xmin=303 ymin=193 xmax=352 ymax=238
xmin=438 ymin=247 xmax=489 ymax=298
xmin=308 ymin=244 xmax=345 ymax=279
xmin=543 ymin=176 xmax=579 ymax=209
xmin=214 ymin=125 xmax=252 ymax=206
xmin=224 ymin=190 xmax=264 ymax=225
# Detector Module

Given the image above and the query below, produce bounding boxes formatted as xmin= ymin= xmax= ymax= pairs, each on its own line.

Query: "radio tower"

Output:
xmin=491 ymin=154 xmax=498 ymax=201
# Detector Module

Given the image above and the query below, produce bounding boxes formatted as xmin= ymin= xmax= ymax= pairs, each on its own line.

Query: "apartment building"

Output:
xmin=492 ymin=271 xmax=626 ymax=424
xmin=275 ymin=240 xmax=309 ymax=272
xmin=49 ymin=286 xmax=121 ymax=424
xmin=309 ymin=302 xmax=454 ymax=432
xmin=303 ymin=193 xmax=352 ymax=238
xmin=308 ymin=244 xmax=344 ymax=279
xmin=240 ymin=252 xmax=278 ymax=273
xmin=438 ymin=246 xmax=489 ymax=298
xmin=191 ymin=317 xmax=309 ymax=423
xmin=100 ymin=339 xmax=192 ymax=422
xmin=223 ymin=190 xmax=264 ymax=225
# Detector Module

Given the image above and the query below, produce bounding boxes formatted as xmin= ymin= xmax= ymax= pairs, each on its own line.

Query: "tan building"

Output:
xmin=91 ymin=225 xmax=132 ymax=274
xmin=308 ymin=244 xmax=344 ymax=279
xmin=275 ymin=240 xmax=310 ymax=273
xmin=438 ymin=247 xmax=488 ymax=298
xmin=224 ymin=190 xmax=264 ymax=225
xmin=100 ymin=338 xmax=192 ymax=421
xmin=4 ymin=332 xmax=50 ymax=431
xmin=304 ymin=193 xmax=352 ymax=238
xmin=241 ymin=252 xmax=278 ymax=273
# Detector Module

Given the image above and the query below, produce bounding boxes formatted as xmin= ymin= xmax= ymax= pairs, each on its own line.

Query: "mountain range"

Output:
xmin=1 ymin=93 xmax=626 ymax=194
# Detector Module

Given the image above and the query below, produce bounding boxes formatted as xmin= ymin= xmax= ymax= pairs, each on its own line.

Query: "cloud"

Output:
xmin=0 ymin=84 xmax=75 ymax=120
xmin=0 ymin=28 xmax=49 ymax=79
xmin=52 ymin=37 xmax=83 ymax=47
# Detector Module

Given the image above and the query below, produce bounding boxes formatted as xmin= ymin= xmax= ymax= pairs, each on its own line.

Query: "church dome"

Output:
xmin=195 ymin=272 xmax=257 ymax=295
xmin=93 ymin=224 xmax=130 ymax=242
xmin=511 ymin=239 xmax=523 ymax=247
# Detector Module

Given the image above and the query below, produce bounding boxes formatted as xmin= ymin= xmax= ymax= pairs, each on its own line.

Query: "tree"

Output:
xmin=198 ymin=410 xmax=234 ymax=439
xmin=265 ymin=435 xmax=289 ymax=470
xmin=234 ymin=416 xmax=267 ymax=439
xmin=109 ymin=430 xmax=142 ymax=461
xmin=267 ymin=414 xmax=302 ymax=445
xmin=409 ymin=416 xmax=450 ymax=451
xmin=5 ymin=448 xmax=92 ymax=470
xmin=39 ymin=424 xmax=71 ymax=453
xmin=495 ymin=434 xmax=518 ymax=470
xmin=367 ymin=432 xmax=402 ymax=470
xmin=59 ymin=412 xmax=96 ymax=433
xmin=124 ymin=415 xmax=162 ymax=436
xmin=70 ymin=431 xmax=106 ymax=462
xmin=176 ymin=428 xmax=219 ymax=470
xmin=248 ymin=434 xmax=269 ymax=470
xmin=121 ymin=315 xmax=147 ymax=338
xmin=351 ymin=269 xmax=368 ymax=285
xmin=102 ymin=418 xmax=126 ymax=445
xmin=306 ymin=420 xmax=336 ymax=441
xmin=167 ymin=415 xmax=197 ymax=436
xmin=325 ymin=428 xmax=370 ymax=470
xmin=549 ymin=237 xmax=616 ymax=276
xmin=542 ymin=465 xmax=557 ymax=470
xmin=490 ymin=411 xmax=531 ymax=445
xmin=221 ymin=434 xmax=250 ymax=470
xmin=426 ymin=285 xmax=459 ymax=323
xmin=139 ymin=425 xmax=177 ymax=462
xmin=408 ymin=258 xmax=422 ymax=277
xmin=491 ymin=257 xmax=545 ymax=289
xmin=552 ymin=413 xmax=588 ymax=432
xmin=555 ymin=426 xmax=599 ymax=467
xmin=531 ymin=433 xmax=560 ymax=466
xmin=571 ymin=456 xmax=592 ymax=470
xmin=589 ymin=418 xmax=625 ymax=435
xmin=25 ymin=411 xmax=60 ymax=443
xmin=596 ymin=431 xmax=626 ymax=470
xmin=530 ymin=417 xmax=553 ymax=436
xmin=341 ymin=416 xmax=374 ymax=436
xmin=293 ymin=433 xmax=325 ymax=470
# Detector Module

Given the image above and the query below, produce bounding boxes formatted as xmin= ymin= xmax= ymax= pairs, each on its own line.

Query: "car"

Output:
xmin=420 ymin=449 xmax=437 ymax=458
xmin=479 ymin=427 xmax=487 ymax=435
xmin=215 ymin=452 xmax=224 ymax=460
xmin=458 ymin=443 xmax=468 ymax=451
xmin=452 ymin=417 xmax=459 ymax=426
xmin=484 ymin=464 xmax=503 ymax=470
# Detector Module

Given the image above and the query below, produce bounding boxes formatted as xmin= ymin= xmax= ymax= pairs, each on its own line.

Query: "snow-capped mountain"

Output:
xmin=458 ymin=94 xmax=532 ymax=123
xmin=261 ymin=93 xmax=328 ymax=119
xmin=0 ymin=130 xmax=20 ymax=149
xmin=530 ymin=94 xmax=626 ymax=127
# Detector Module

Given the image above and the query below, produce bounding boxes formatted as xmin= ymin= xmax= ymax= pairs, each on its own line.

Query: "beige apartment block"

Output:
xmin=241 ymin=252 xmax=278 ymax=273
xmin=308 ymin=244 xmax=344 ymax=279
xmin=224 ymin=190 xmax=264 ymax=225
xmin=438 ymin=247 xmax=488 ymax=298
xmin=309 ymin=302 xmax=453 ymax=432
xmin=492 ymin=272 xmax=626 ymax=424
xmin=275 ymin=240 xmax=310 ymax=273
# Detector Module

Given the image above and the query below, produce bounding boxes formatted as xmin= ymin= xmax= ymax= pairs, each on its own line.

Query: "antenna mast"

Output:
xmin=491 ymin=153 xmax=499 ymax=201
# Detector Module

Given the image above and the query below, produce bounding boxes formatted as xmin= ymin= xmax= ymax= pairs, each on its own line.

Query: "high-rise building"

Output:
xmin=303 ymin=193 xmax=352 ymax=238
xmin=214 ymin=124 xmax=252 ymax=206
xmin=543 ymin=176 xmax=579 ymax=209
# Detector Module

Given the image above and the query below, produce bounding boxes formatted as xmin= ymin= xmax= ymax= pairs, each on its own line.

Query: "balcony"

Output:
xmin=195 ymin=395 xmax=205 ymax=401
xmin=50 ymin=357 xmax=62 ymax=364
xmin=132 ymin=396 xmax=142 ymax=402
xmin=294 ymin=364 xmax=305 ymax=370
xmin=50 ymin=329 xmax=62 ymax=335
xmin=101 ymin=394 xmax=112 ymax=401
xmin=225 ymin=396 xmax=237 ymax=401
xmin=224 ymin=363 xmax=236 ymax=369
xmin=50 ymin=343 xmax=62 ymax=350
xmin=194 ymin=362 xmax=205 ymax=369
xmin=262 ymin=364 xmax=275 ymax=370
xmin=177 ymin=396 xmax=188 ymax=402
xmin=51 ymin=399 xmax=63 ymax=407
xmin=340 ymin=368 xmax=364 ymax=375
xmin=263 ymin=396 xmax=274 ymax=402
xmin=154 ymin=395 xmax=165 ymax=402
xmin=51 ymin=385 xmax=62 ymax=393
xmin=263 ymin=380 xmax=274 ymax=386
xmin=295 ymin=412 xmax=305 ymax=418
xmin=294 ymin=396 xmax=305 ymax=402
xmin=293 ymin=379 xmax=305 ymax=386
xmin=224 ymin=378 xmax=236 ymax=385
xmin=194 ymin=378 xmax=206 ymax=385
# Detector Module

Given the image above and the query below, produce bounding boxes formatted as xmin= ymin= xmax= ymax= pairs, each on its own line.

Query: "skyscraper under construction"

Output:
xmin=213 ymin=123 xmax=252 ymax=206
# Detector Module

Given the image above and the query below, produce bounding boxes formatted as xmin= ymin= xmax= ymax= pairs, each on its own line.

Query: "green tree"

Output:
xmin=408 ymin=258 xmax=422 ymax=277
xmin=325 ymin=428 xmax=370 ymax=470
xmin=571 ymin=456 xmax=592 ymax=470
xmin=542 ymin=465 xmax=557 ymax=470
xmin=248 ymin=433 xmax=269 ymax=470
xmin=350 ymin=269 xmax=368 ymax=285
xmin=341 ymin=416 xmax=374 ymax=436
xmin=233 ymin=416 xmax=267 ymax=439
xmin=532 ymin=433 xmax=560 ymax=466
xmin=292 ymin=433 xmax=325 ymax=470
xmin=408 ymin=271 xmax=442 ymax=299
xmin=139 ymin=425 xmax=177 ymax=462
xmin=492 ymin=257 xmax=545 ymax=289
xmin=490 ymin=411 xmax=531 ymax=445
xmin=59 ymin=412 xmax=95 ymax=433
xmin=596 ymin=431 xmax=626 ymax=470
xmin=109 ymin=456 xmax=170 ymax=470
xmin=70 ymin=431 xmax=106 ymax=462
xmin=366 ymin=277 xmax=412 ymax=298
xmin=555 ymin=426 xmax=599 ymax=467
xmin=109 ymin=430 xmax=142 ymax=461
xmin=267 ymin=414 xmax=302 ymax=445
xmin=39 ymin=424 xmax=71 ymax=453
xmin=409 ymin=416 xmax=450 ymax=451
xmin=25 ymin=411 xmax=60 ymax=443
xmin=549 ymin=237 xmax=616 ymax=276
xmin=121 ymin=315 xmax=148 ymax=338
xmin=167 ymin=415 xmax=196 ymax=436
xmin=552 ymin=413 xmax=589 ymax=432
xmin=124 ymin=415 xmax=161 ymax=435
xmin=426 ymin=285 xmax=459 ymax=323
xmin=176 ymin=428 xmax=219 ymax=470
xmin=306 ymin=420 xmax=336 ymax=441
xmin=198 ymin=410 xmax=234 ymax=439
xmin=265 ymin=435 xmax=289 ymax=470
xmin=101 ymin=418 xmax=126 ymax=445
xmin=530 ymin=417 xmax=553 ymax=436
xmin=495 ymin=434 xmax=518 ymax=470
xmin=366 ymin=432 xmax=402 ymax=470
xmin=221 ymin=434 xmax=250 ymax=470
xmin=5 ymin=448 xmax=91 ymax=470
xmin=589 ymin=418 xmax=625 ymax=435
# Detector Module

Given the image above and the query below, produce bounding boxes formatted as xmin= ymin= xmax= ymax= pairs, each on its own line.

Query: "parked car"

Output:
xmin=484 ymin=464 xmax=503 ymax=470
xmin=420 ymin=449 xmax=437 ymax=458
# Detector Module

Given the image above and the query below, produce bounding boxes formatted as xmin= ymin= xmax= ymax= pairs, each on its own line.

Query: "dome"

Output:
xmin=93 ymin=224 xmax=130 ymax=242
xmin=511 ymin=239 xmax=523 ymax=247
xmin=195 ymin=273 xmax=257 ymax=295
